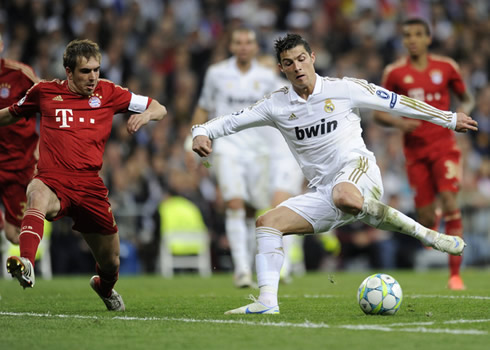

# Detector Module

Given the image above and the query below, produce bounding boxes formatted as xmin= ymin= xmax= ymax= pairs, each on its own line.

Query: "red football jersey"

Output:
xmin=382 ymin=54 xmax=466 ymax=155
xmin=9 ymin=79 xmax=150 ymax=173
xmin=0 ymin=58 xmax=39 ymax=171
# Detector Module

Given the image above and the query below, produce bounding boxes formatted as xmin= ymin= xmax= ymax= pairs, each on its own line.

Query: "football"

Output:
xmin=357 ymin=273 xmax=403 ymax=315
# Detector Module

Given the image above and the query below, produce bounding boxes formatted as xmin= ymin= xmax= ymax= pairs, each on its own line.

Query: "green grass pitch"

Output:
xmin=1 ymin=269 xmax=489 ymax=350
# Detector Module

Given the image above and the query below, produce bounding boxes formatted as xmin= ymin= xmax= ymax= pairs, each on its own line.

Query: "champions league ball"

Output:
xmin=357 ymin=273 xmax=403 ymax=315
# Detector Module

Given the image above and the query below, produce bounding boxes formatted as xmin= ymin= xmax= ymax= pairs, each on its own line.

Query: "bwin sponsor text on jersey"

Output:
xmin=294 ymin=119 xmax=338 ymax=140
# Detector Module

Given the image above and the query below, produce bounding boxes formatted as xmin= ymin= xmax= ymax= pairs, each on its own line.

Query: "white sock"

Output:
xmin=361 ymin=198 xmax=437 ymax=246
xmin=281 ymin=234 xmax=294 ymax=277
xmin=246 ymin=217 xmax=257 ymax=268
xmin=225 ymin=208 xmax=250 ymax=275
xmin=255 ymin=226 xmax=284 ymax=307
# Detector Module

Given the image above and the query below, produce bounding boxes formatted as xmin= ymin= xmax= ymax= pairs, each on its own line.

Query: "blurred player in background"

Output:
xmin=190 ymin=28 xmax=282 ymax=288
xmin=0 ymin=34 xmax=39 ymax=245
xmin=192 ymin=33 xmax=478 ymax=315
xmin=0 ymin=39 xmax=167 ymax=311
xmin=374 ymin=18 xmax=474 ymax=290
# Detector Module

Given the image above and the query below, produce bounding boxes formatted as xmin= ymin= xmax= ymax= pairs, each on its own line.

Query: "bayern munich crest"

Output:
xmin=430 ymin=70 xmax=443 ymax=84
xmin=0 ymin=87 xmax=10 ymax=98
xmin=88 ymin=96 xmax=101 ymax=108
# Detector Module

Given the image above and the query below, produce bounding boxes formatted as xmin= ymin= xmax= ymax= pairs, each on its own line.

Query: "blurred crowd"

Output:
xmin=1 ymin=0 xmax=489 ymax=274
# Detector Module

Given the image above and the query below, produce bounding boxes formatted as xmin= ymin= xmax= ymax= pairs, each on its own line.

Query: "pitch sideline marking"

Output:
xmin=282 ymin=294 xmax=490 ymax=300
xmin=0 ymin=311 xmax=487 ymax=335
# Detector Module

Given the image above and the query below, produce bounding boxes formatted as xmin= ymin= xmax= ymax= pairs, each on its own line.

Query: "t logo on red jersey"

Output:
xmin=55 ymin=109 xmax=95 ymax=128
xmin=56 ymin=109 xmax=73 ymax=128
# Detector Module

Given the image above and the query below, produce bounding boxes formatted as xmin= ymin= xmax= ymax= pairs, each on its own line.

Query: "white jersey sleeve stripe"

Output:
xmin=399 ymin=95 xmax=452 ymax=122
xmin=128 ymin=93 xmax=149 ymax=113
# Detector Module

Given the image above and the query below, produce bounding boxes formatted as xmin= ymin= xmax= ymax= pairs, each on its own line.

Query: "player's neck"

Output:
xmin=292 ymin=76 xmax=316 ymax=100
xmin=235 ymin=60 xmax=252 ymax=74
xmin=409 ymin=53 xmax=429 ymax=71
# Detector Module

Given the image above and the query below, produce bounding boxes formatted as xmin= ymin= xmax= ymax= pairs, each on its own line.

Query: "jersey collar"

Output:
xmin=289 ymin=73 xmax=322 ymax=103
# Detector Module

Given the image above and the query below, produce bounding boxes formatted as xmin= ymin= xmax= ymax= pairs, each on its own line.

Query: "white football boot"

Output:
xmin=6 ymin=256 xmax=35 ymax=288
xmin=225 ymin=296 xmax=279 ymax=315
xmin=90 ymin=275 xmax=126 ymax=311
xmin=429 ymin=232 xmax=466 ymax=256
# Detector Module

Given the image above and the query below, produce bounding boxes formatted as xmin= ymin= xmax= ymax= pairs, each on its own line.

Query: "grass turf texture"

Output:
xmin=1 ymin=269 xmax=489 ymax=350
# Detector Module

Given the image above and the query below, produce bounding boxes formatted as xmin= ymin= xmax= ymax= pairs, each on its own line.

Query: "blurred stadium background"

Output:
xmin=0 ymin=0 xmax=488 ymax=277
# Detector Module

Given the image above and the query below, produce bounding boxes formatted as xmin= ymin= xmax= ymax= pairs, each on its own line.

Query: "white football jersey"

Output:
xmin=198 ymin=56 xmax=279 ymax=156
xmin=193 ymin=74 xmax=456 ymax=188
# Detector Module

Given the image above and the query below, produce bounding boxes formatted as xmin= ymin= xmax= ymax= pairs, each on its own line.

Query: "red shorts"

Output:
xmin=0 ymin=166 xmax=34 ymax=227
xmin=36 ymin=171 xmax=118 ymax=235
xmin=405 ymin=146 xmax=461 ymax=208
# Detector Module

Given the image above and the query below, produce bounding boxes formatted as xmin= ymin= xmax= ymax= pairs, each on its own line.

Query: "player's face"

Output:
xmin=230 ymin=31 xmax=258 ymax=65
xmin=402 ymin=24 xmax=431 ymax=57
xmin=278 ymin=45 xmax=316 ymax=90
xmin=66 ymin=56 xmax=100 ymax=96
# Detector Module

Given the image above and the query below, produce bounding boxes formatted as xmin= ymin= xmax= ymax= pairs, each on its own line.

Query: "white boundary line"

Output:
xmin=0 ymin=311 xmax=487 ymax=335
xmin=282 ymin=294 xmax=490 ymax=300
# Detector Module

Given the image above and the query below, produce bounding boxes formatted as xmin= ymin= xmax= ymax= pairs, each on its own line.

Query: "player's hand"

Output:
xmin=398 ymin=119 xmax=421 ymax=132
xmin=454 ymin=112 xmax=478 ymax=133
xmin=127 ymin=113 xmax=151 ymax=134
xmin=192 ymin=135 xmax=212 ymax=157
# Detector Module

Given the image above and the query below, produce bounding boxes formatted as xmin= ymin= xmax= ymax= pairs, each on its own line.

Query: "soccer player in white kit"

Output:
xmin=191 ymin=28 xmax=283 ymax=287
xmin=192 ymin=34 xmax=478 ymax=314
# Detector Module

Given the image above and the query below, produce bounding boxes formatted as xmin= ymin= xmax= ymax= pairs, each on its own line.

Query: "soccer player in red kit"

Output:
xmin=375 ymin=18 xmax=474 ymax=290
xmin=0 ymin=34 xmax=39 ymax=245
xmin=0 ymin=39 xmax=167 ymax=310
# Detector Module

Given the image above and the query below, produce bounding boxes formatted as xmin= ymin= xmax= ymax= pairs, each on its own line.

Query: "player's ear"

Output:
xmin=65 ymin=66 xmax=73 ymax=79
xmin=278 ymin=62 xmax=284 ymax=73
xmin=310 ymin=51 xmax=316 ymax=65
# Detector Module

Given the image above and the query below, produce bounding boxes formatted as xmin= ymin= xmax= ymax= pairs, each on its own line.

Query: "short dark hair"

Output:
xmin=402 ymin=18 xmax=431 ymax=36
xmin=63 ymin=39 xmax=101 ymax=72
xmin=274 ymin=33 xmax=312 ymax=63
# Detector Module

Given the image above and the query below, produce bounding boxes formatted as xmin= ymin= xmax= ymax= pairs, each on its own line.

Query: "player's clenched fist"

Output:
xmin=192 ymin=135 xmax=212 ymax=157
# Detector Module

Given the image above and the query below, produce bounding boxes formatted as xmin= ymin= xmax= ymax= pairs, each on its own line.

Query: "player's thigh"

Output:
xmin=333 ymin=154 xmax=384 ymax=202
xmin=26 ymin=178 xmax=62 ymax=217
xmin=406 ymin=159 xmax=436 ymax=208
xmin=257 ymin=205 xmax=313 ymax=234
xmin=278 ymin=188 xmax=350 ymax=234
xmin=431 ymin=149 xmax=461 ymax=195
xmin=71 ymin=180 xmax=118 ymax=236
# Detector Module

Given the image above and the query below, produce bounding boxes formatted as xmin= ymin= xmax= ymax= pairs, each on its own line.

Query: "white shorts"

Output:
xmin=279 ymin=155 xmax=384 ymax=233
xmin=212 ymin=153 xmax=270 ymax=210
xmin=270 ymin=154 xmax=304 ymax=196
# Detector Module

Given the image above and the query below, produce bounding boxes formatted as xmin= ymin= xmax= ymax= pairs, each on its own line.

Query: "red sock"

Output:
xmin=96 ymin=263 xmax=119 ymax=298
xmin=445 ymin=210 xmax=463 ymax=277
xmin=19 ymin=209 xmax=46 ymax=266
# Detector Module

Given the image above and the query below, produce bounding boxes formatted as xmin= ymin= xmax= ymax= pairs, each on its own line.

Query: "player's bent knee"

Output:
xmin=332 ymin=184 xmax=363 ymax=215
xmin=256 ymin=213 xmax=279 ymax=229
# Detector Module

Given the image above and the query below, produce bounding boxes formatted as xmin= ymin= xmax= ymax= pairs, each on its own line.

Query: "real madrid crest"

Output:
xmin=324 ymin=99 xmax=335 ymax=113
xmin=88 ymin=93 xmax=102 ymax=108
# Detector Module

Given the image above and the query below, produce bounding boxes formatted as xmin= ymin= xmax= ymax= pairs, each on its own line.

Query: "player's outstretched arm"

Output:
xmin=127 ymin=99 xmax=167 ymax=134
xmin=0 ymin=107 xmax=22 ymax=126
xmin=454 ymin=112 xmax=478 ymax=133
xmin=192 ymin=135 xmax=212 ymax=157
